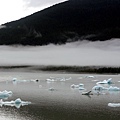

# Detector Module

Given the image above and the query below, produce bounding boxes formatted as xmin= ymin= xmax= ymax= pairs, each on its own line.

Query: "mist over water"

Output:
xmin=0 ymin=39 xmax=120 ymax=66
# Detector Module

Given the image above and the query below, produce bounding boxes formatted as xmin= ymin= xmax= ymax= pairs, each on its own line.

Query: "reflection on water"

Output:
xmin=0 ymin=72 xmax=120 ymax=120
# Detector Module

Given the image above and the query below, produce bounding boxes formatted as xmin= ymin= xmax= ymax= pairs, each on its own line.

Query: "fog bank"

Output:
xmin=0 ymin=39 xmax=120 ymax=66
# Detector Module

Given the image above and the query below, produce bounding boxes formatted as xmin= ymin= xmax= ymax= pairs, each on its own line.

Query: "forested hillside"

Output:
xmin=0 ymin=0 xmax=120 ymax=45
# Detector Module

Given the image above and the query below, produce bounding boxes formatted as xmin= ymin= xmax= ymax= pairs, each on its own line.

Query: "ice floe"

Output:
xmin=0 ymin=98 xmax=31 ymax=108
xmin=12 ymin=78 xmax=39 ymax=83
xmin=71 ymin=83 xmax=86 ymax=90
xmin=71 ymin=83 xmax=84 ymax=88
xmin=96 ymin=78 xmax=112 ymax=84
xmin=0 ymin=90 xmax=13 ymax=99
xmin=92 ymin=85 xmax=108 ymax=91
xmin=46 ymin=78 xmax=57 ymax=82
xmin=108 ymin=86 xmax=120 ymax=91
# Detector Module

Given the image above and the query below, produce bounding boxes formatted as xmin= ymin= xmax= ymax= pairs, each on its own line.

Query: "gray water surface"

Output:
xmin=0 ymin=71 xmax=120 ymax=120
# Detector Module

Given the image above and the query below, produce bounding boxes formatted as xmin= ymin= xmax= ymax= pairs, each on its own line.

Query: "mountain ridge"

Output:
xmin=0 ymin=0 xmax=120 ymax=45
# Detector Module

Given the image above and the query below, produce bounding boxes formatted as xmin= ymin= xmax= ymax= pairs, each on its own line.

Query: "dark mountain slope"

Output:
xmin=0 ymin=0 xmax=120 ymax=45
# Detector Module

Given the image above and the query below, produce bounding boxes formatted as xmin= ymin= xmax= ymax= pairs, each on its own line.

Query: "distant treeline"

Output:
xmin=0 ymin=65 xmax=120 ymax=74
xmin=40 ymin=66 xmax=120 ymax=74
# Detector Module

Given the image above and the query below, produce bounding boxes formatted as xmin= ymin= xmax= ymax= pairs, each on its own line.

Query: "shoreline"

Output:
xmin=0 ymin=65 xmax=119 ymax=74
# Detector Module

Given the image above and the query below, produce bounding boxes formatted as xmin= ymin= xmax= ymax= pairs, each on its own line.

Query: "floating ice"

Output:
xmin=12 ymin=78 xmax=31 ymax=84
xmin=0 ymin=90 xmax=13 ymax=99
xmin=92 ymin=85 xmax=108 ymax=91
xmin=92 ymin=80 xmax=99 ymax=82
xmin=79 ymin=84 xmax=85 ymax=90
xmin=79 ymin=83 xmax=84 ymax=87
xmin=46 ymin=78 xmax=56 ymax=82
xmin=59 ymin=77 xmax=66 ymax=81
xmin=56 ymin=77 xmax=72 ymax=81
xmin=86 ymin=76 xmax=95 ymax=78
xmin=71 ymin=83 xmax=83 ymax=88
xmin=2 ymin=90 xmax=12 ymax=95
xmin=108 ymin=86 xmax=120 ymax=91
xmin=71 ymin=83 xmax=85 ymax=90
xmin=48 ymin=87 xmax=55 ymax=91
xmin=46 ymin=77 xmax=71 ymax=82
xmin=31 ymin=79 xmax=39 ymax=82
xmin=79 ymin=87 xmax=85 ymax=90
xmin=0 ymin=98 xmax=31 ymax=108
xmin=12 ymin=78 xmax=39 ymax=85
xmin=65 ymin=77 xmax=72 ymax=81
xmin=71 ymin=84 xmax=79 ymax=88
xmin=108 ymin=103 xmax=120 ymax=107
xmin=78 ymin=76 xmax=84 ymax=79
xmin=13 ymin=78 xmax=17 ymax=81
xmin=96 ymin=78 xmax=112 ymax=84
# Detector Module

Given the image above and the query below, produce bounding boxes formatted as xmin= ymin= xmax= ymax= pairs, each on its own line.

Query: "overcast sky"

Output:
xmin=0 ymin=0 xmax=67 ymax=25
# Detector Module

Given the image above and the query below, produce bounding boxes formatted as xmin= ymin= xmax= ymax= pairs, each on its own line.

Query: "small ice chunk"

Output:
xmin=96 ymin=78 xmax=112 ymax=84
xmin=0 ymin=90 xmax=13 ymax=99
xmin=12 ymin=78 xmax=17 ymax=81
xmin=108 ymin=86 xmax=120 ymax=91
xmin=86 ymin=76 xmax=95 ymax=78
xmin=46 ymin=78 xmax=56 ymax=82
xmin=48 ymin=87 xmax=55 ymax=91
xmin=108 ymin=103 xmax=120 ymax=107
xmin=92 ymin=86 xmax=108 ymax=91
xmin=71 ymin=83 xmax=85 ymax=89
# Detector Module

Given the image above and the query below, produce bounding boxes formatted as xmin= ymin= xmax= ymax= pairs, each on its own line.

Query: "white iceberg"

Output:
xmin=0 ymin=98 xmax=31 ymax=108
xmin=96 ymin=78 xmax=112 ymax=84
xmin=108 ymin=103 xmax=120 ymax=107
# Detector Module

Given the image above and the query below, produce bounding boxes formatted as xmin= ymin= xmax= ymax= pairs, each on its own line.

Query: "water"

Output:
xmin=0 ymin=71 xmax=120 ymax=120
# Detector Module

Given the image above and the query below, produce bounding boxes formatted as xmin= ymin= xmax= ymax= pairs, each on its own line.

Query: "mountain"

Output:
xmin=0 ymin=0 xmax=120 ymax=45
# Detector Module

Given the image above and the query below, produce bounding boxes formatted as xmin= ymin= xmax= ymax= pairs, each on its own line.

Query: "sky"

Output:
xmin=0 ymin=38 xmax=120 ymax=67
xmin=0 ymin=0 xmax=67 ymax=25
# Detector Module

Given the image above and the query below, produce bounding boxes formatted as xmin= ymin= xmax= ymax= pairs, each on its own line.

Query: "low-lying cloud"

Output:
xmin=0 ymin=38 xmax=120 ymax=66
